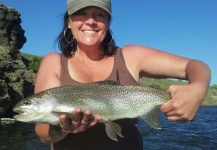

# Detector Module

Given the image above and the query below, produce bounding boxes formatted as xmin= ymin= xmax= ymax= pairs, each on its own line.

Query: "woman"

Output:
xmin=35 ymin=0 xmax=211 ymax=149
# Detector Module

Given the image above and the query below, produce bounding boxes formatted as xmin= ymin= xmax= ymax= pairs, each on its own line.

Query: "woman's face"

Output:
xmin=68 ymin=7 xmax=109 ymax=48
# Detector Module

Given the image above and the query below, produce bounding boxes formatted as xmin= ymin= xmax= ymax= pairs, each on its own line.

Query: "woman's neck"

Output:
xmin=75 ymin=45 xmax=105 ymax=61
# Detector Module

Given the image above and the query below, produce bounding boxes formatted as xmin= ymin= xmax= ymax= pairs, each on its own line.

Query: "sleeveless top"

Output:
xmin=52 ymin=48 xmax=143 ymax=150
xmin=60 ymin=48 xmax=140 ymax=86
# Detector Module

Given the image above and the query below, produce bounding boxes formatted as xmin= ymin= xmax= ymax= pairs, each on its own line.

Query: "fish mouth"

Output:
xmin=13 ymin=107 xmax=38 ymax=121
xmin=13 ymin=107 xmax=31 ymax=119
xmin=13 ymin=107 xmax=25 ymax=114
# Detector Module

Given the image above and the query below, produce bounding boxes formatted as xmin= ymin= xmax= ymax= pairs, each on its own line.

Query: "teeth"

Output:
xmin=83 ymin=30 xmax=96 ymax=34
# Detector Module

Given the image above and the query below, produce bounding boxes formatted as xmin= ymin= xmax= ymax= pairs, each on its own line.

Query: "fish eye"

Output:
xmin=23 ymin=100 xmax=31 ymax=105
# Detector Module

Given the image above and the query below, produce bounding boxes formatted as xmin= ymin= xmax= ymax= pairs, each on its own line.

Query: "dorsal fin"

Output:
xmin=92 ymin=80 xmax=119 ymax=86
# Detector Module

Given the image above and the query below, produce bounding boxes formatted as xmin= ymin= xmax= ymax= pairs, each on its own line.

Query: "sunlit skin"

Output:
xmin=34 ymin=6 xmax=211 ymax=144
xmin=68 ymin=7 xmax=109 ymax=56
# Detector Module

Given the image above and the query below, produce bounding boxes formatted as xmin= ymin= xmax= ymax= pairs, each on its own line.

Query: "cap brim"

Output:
xmin=67 ymin=2 xmax=111 ymax=15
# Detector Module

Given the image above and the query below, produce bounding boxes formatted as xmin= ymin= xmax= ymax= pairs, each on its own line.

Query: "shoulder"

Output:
xmin=122 ymin=44 xmax=157 ymax=55
xmin=121 ymin=44 xmax=155 ymax=63
xmin=42 ymin=52 xmax=61 ymax=64
xmin=39 ymin=52 xmax=62 ymax=70
xmin=119 ymin=45 xmax=153 ymax=79
xmin=34 ymin=52 xmax=62 ymax=93
xmin=40 ymin=52 xmax=62 ymax=74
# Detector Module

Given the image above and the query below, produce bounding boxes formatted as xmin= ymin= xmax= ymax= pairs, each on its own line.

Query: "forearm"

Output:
xmin=35 ymin=124 xmax=69 ymax=144
xmin=161 ymin=60 xmax=211 ymax=121
xmin=185 ymin=59 xmax=211 ymax=100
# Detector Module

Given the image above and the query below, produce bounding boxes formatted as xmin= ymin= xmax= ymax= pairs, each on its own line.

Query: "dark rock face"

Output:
xmin=0 ymin=3 xmax=26 ymax=49
xmin=0 ymin=3 xmax=36 ymax=117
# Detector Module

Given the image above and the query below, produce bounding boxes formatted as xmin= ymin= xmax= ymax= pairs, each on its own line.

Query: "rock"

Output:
xmin=0 ymin=3 xmax=26 ymax=49
xmin=0 ymin=3 xmax=36 ymax=117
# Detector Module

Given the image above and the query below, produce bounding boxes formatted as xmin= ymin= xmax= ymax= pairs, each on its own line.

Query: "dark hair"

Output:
xmin=55 ymin=12 xmax=117 ymax=58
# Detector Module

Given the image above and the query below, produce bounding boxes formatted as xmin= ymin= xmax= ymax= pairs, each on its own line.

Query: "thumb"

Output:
xmin=160 ymin=100 xmax=173 ymax=113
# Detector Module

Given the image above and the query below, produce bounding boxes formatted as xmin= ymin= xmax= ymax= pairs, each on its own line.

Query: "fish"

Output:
xmin=13 ymin=81 xmax=171 ymax=141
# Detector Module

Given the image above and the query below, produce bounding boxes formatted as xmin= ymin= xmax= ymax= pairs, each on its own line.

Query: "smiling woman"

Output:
xmin=33 ymin=0 xmax=211 ymax=150
xmin=56 ymin=0 xmax=115 ymax=58
xmin=68 ymin=7 xmax=109 ymax=49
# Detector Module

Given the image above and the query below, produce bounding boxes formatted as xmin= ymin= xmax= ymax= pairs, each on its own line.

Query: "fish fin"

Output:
xmin=107 ymin=120 xmax=124 ymax=138
xmin=92 ymin=80 xmax=119 ymax=86
xmin=104 ymin=121 xmax=118 ymax=141
xmin=139 ymin=106 xmax=161 ymax=129
xmin=101 ymin=120 xmax=124 ymax=141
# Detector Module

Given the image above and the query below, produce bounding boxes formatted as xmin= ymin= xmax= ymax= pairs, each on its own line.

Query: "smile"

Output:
xmin=82 ymin=30 xmax=98 ymax=34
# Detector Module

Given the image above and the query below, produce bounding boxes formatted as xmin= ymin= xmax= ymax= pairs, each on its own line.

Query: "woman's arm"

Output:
xmin=34 ymin=52 xmax=68 ymax=143
xmin=34 ymin=52 xmax=100 ymax=143
xmin=122 ymin=45 xmax=211 ymax=122
xmin=160 ymin=59 xmax=211 ymax=121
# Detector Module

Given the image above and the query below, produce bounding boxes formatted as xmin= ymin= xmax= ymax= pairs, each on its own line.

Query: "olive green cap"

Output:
xmin=66 ymin=0 xmax=111 ymax=15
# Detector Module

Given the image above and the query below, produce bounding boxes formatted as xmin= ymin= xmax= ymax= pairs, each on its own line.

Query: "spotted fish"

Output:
xmin=13 ymin=81 xmax=171 ymax=141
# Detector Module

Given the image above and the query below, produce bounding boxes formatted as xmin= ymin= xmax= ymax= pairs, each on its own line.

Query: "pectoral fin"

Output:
xmin=100 ymin=120 xmax=124 ymax=141
xmin=139 ymin=105 xmax=161 ymax=129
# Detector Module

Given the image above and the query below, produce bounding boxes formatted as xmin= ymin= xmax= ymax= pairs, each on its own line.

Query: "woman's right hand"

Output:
xmin=59 ymin=107 xmax=101 ymax=134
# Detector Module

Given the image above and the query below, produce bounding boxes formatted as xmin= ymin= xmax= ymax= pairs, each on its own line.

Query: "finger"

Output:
xmin=79 ymin=110 xmax=92 ymax=130
xmin=60 ymin=114 xmax=71 ymax=131
xmin=88 ymin=115 xmax=101 ymax=127
xmin=71 ymin=107 xmax=82 ymax=129
xmin=160 ymin=100 xmax=173 ymax=113
xmin=167 ymin=115 xmax=189 ymax=122
xmin=164 ymin=111 xmax=178 ymax=117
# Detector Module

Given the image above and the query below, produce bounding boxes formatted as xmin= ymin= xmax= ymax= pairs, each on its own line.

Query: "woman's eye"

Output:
xmin=74 ymin=10 xmax=86 ymax=16
xmin=95 ymin=11 xmax=106 ymax=17
xmin=97 ymin=13 xmax=105 ymax=17
xmin=78 ymin=12 xmax=86 ymax=16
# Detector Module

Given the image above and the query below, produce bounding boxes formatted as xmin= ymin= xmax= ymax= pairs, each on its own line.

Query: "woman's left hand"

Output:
xmin=160 ymin=83 xmax=207 ymax=122
xmin=59 ymin=108 xmax=101 ymax=134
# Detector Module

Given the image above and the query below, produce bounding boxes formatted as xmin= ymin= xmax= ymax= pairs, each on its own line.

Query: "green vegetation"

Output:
xmin=21 ymin=52 xmax=217 ymax=106
xmin=142 ymin=77 xmax=217 ymax=106
xmin=21 ymin=52 xmax=43 ymax=73
xmin=28 ymin=56 xmax=42 ymax=72
xmin=204 ymin=84 xmax=217 ymax=106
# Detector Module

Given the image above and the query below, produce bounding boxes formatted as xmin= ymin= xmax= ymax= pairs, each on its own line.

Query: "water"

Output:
xmin=140 ymin=106 xmax=217 ymax=150
xmin=0 ymin=106 xmax=216 ymax=150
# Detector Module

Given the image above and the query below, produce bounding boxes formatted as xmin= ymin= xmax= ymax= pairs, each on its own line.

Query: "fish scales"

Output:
xmin=13 ymin=81 xmax=171 ymax=141
xmin=48 ymin=84 xmax=165 ymax=120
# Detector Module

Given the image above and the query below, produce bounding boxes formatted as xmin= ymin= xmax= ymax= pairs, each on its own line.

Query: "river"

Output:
xmin=0 ymin=106 xmax=216 ymax=150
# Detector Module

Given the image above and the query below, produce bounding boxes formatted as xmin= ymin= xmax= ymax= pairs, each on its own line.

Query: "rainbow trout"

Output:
xmin=13 ymin=81 xmax=171 ymax=141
